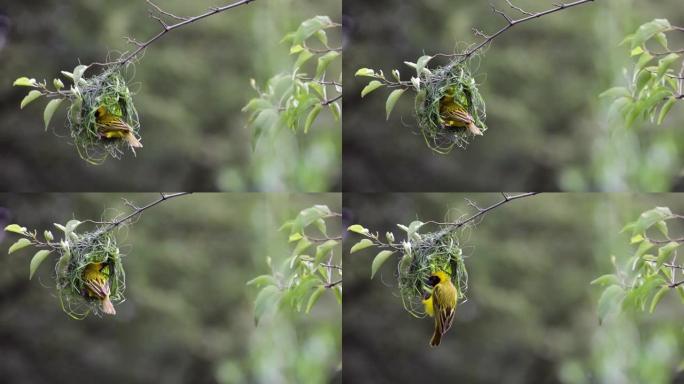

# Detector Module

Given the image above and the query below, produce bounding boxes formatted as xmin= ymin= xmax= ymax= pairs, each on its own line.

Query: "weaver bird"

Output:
xmin=83 ymin=262 xmax=116 ymax=315
xmin=438 ymin=94 xmax=483 ymax=136
xmin=94 ymin=106 xmax=143 ymax=150
xmin=422 ymin=270 xmax=457 ymax=346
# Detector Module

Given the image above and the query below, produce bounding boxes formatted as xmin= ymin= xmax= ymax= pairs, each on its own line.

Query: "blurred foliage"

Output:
xmin=248 ymin=204 xmax=342 ymax=325
xmin=244 ymin=16 xmax=342 ymax=145
xmin=343 ymin=0 xmax=684 ymax=191
xmin=593 ymin=206 xmax=684 ymax=324
xmin=0 ymin=193 xmax=341 ymax=383
xmin=1 ymin=0 xmax=340 ymax=191
xmin=343 ymin=193 xmax=684 ymax=383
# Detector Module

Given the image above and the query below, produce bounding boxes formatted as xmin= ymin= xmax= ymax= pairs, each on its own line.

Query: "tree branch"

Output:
xmin=90 ymin=0 xmax=256 ymax=68
xmin=424 ymin=192 xmax=540 ymax=231
xmin=102 ymin=192 xmax=192 ymax=231
xmin=435 ymin=0 xmax=594 ymax=62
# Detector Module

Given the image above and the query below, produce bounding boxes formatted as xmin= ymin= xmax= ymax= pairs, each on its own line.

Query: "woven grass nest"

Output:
xmin=397 ymin=229 xmax=468 ymax=317
xmin=415 ymin=62 xmax=487 ymax=154
xmin=68 ymin=69 xmax=140 ymax=164
xmin=56 ymin=227 xmax=125 ymax=319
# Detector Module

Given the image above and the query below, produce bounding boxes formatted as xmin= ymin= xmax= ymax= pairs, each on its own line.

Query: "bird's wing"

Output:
xmin=98 ymin=118 xmax=133 ymax=133
xmin=433 ymin=283 xmax=456 ymax=335
xmin=446 ymin=108 xmax=474 ymax=124
xmin=84 ymin=276 xmax=111 ymax=299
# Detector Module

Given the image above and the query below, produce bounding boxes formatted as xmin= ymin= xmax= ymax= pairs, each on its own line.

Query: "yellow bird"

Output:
xmin=83 ymin=262 xmax=116 ymax=315
xmin=423 ymin=270 xmax=457 ymax=346
xmin=439 ymin=95 xmax=483 ymax=136
xmin=95 ymin=106 xmax=143 ymax=149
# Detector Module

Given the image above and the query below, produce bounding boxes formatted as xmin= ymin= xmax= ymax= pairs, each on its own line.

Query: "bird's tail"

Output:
xmin=101 ymin=296 xmax=116 ymax=315
xmin=125 ymin=133 xmax=143 ymax=148
xmin=430 ymin=329 xmax=441 ymax=347
xmin=467 ymin=122 xmax=483 ymax=136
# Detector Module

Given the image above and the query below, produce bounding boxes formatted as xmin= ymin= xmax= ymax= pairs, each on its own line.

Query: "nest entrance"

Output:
xmin=415 ymin=63 xmax=487 ymax=154
xmin=56 ymin=228 xmax=125 ymax=319
xmin=398 ymin=229 xmax=468 ymax=317
xmin=67 ymin=69 xmax=140 ymax=164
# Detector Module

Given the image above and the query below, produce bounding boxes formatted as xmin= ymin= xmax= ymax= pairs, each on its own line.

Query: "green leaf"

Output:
xmin=649 ymin=285 xmax=669 ymax=313
xmin=8 ymin=238 xmax=32 ymax=254
xmin=657 ymin=96 xmax=677 ymax=125
xmin=655 ymin=32 xmax=668 ymax=49
xmin=64 ymin=219 xmax=82 ymax=238
xmin=72 ymin=64 xmax=88 ymax=87
xmin=289 ymin=44 xmax=304 ymax=54
xmin=315 ymin=51 xmax=340 ymax=78
xmin=304 ymin=104 xmax=322 ymax=134
xmin=597 ymin=285 xmax=625 ymax=324
xmin=355 ymin=68 xmax=375 ymax=77
xmin=415 ymin=55 xmax=433 ymax=76
xmin=294 ymin=49 xmax=314 ymax=70
xmin=385 ymin=89 xmax=406 ymax=120
xmin=347 ymin=224 xmax=369 ymax=235
xmin=293 ymin=16 xmax=335 ymax=45
xmin=29 ymin=250 xmax=52 ymax=280
xmin=361 ymin=80 xmax=383 ymax=98
xmin=635 ymin=52 xmax=654 ymax=72
xmin=656 ymin=220 xmax=669 ymax=237
xmin=292 ymin=238 xmax=312 ymax=257
xmin=350 ymin=239 xmax=374 ymax=254
xmin=632 ymin=207 xmax=673 ymax=235
xmin=328 ymin=102 xmax=341 ymax=122
xmin=656 ymin=53 xmax=680 ymax=79
xmin=630 ymin=46 xmax=644 ymax=56
xmin=246 ymin=274 xmax=278 ymax=288
xmin=656 ymin=241 xmax=680 ymax=267
xmin=43 ymin=99 xmax=64 ymax=130
xmin=13 ymin=77 xmax=37 ymax=87
xmin=4 ymin=224 xmax=28 ymax=235
xmin=632 ymin=19 xmax=671 ymax=48
xmin=591 ymin=274 xmax=620 ymax=287
xmin=305 ymin=286 xmax=326 ymax=313
xmin=635 ymin=70 xmax=653 ymax=94
xmin=254 ymin=285 xmax=281 ymax=325
xmin=315 ymin=239 xmax=338 ymax=263
xmin=600 ymin=87 xmax=632 ymax=99
xmin=20 ymin=90 xmax=42 ymax=109
xmin=634 ymin=239 xmax=654 ymax=259
xmin=371 ymin=250 xmax=395 ymax=279
xmin=53 ymin=78 xmax=65 ymax=90
xmin=43 ymin=230 xmax=54 ymax=241
xmin=315 ymin=29 xmax=328 ymax=46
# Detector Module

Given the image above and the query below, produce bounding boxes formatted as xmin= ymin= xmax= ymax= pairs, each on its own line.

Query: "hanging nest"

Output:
xmin=415 ymin=62 xmax=487 ymax=154
xmin=397 ymin=229 xmax=468 ymax=317
xmin=55 ymin=228 xmax=126 ymax=319
xmin=67 ymin=68 xmax=140 ymax=164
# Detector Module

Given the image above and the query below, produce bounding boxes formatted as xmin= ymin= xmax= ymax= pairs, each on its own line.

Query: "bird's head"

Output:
xmin=95 ymin=106 xmax=107 ymax=119
xmin=427 ymin=270 xmax=451 ymax=286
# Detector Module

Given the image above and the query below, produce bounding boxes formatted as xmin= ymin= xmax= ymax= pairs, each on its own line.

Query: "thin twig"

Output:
xmin=102 ymin=192 xmax=192 ymax=231
xmin=90 ymin=0 xmax=256 ymax=68
xmin=424 ymin=192 xmax=540 ymax=230
xmin=324 ymin=279 xmax=342 ymax=288
xmin=434 ymin=0 xmax=594 ymax=62
xmin=322 ymin=94 xmax=343 ymax=106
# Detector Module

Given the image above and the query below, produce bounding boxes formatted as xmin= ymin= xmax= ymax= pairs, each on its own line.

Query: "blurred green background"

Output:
xmin=344 ymin=193 xmax=684 ymax=383
xmin=0 ymin=0 xmax=340 ymax=192
xmin=343 ymin=0 xmax=684 ymax=192
xmin=0 ymin=193 xmax=341 ymax=383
